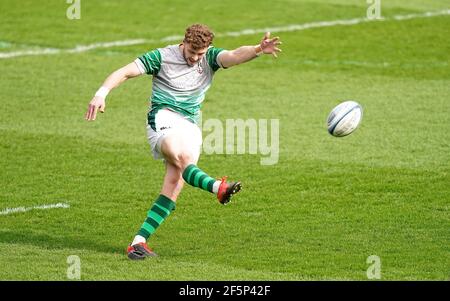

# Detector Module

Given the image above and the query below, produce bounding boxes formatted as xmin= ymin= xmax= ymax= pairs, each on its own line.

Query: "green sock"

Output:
xmin=182 ymin=164 xmax=216 ymax=193
xmin=137 ymin=194 xmax=176 ymax=239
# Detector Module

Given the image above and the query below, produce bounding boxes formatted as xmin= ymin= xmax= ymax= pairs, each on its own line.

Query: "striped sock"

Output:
xmin=182 ymin=164 xmax=218 ymax=193
xmin=137 ymin=194 xmax=176 ymax=240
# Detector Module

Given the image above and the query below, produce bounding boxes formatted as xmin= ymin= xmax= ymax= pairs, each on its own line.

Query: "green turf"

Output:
xmin=0 ymin=0 xmax=449 ymax=280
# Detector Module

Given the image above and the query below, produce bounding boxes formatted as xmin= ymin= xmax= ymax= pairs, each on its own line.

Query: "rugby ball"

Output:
xmin=327 ymin=101 xmax=363 ymax=137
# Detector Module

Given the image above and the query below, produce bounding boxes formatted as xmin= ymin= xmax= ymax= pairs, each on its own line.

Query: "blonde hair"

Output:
xmin=183 ymin=24 xmax=214 ymax=50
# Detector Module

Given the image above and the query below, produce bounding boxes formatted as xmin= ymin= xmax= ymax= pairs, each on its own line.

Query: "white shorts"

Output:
xmin=147 ymin=109 xmax=202 ymax=160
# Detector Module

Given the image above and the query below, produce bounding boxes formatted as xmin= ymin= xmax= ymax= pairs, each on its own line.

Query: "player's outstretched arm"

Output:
xmin=218 ymin=32 xmax=282 ymax=68
xmin=85 ymin=62 xmax=142 ymax=121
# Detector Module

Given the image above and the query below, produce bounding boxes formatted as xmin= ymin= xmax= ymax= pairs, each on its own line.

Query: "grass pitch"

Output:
xmin=0 ymin=0 xmax=449 ymax=280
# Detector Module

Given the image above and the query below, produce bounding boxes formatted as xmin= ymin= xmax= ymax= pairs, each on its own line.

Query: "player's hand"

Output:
xmin=85 ymin=96 xmax=106 ymax=121
xmin=260 ymin=32 xmax=282 ymax=58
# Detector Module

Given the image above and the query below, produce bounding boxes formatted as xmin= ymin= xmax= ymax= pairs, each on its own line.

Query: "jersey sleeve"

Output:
xmin=136 ymin=49 xmax=162 ymax=75
xmin=206 ymin=46 xmax=226 ymax=72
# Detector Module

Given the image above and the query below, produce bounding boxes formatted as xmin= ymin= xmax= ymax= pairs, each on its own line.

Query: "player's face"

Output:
xmin=183 ymin=43 xmax=208 ymax=66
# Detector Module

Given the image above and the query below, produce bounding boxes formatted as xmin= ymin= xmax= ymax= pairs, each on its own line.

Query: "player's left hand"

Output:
xmin=260 ymin=32 xmax=282 ymax=58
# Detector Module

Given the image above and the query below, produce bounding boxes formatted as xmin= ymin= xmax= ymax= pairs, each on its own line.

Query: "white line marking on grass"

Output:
xmin=0 ymin=9 xmax=448 ymax=59
xmin=65 ymin=39 xmax=150 ymax=53
xmin=215 ymin=9 xmax=449 ymax=37
xmin=0 ymin=40 xmax=152 ymax=59
xmin=0 ymin=202 xmax=70 ymax=216
xmin=0 ymin=48 xmax=61 ymax=59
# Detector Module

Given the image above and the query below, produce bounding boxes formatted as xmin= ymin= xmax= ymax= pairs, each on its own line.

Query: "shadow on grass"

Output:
xmin=0 ymin=230 xmax=124 ymax=255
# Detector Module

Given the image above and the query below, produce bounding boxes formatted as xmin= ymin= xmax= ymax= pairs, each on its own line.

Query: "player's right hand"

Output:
xmin=85 ymin=96 xmax=106 ymax=121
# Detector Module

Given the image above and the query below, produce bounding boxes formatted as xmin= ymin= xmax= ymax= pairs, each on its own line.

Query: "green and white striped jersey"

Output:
xmin=134 ymin=44 xmax=225 ymax=130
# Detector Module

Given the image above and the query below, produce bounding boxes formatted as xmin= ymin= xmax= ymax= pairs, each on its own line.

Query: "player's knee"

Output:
xmin=174 ymin=151 xmax=194 ymax=170
xmin=161 ymin=135 xmax=194 ymax=169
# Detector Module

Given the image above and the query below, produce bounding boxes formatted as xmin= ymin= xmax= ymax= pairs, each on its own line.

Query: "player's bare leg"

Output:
xmin=127 ymin=161 xmax=185 ymax=260
xmin=160 ymin=161 xmax=185 ymax=201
